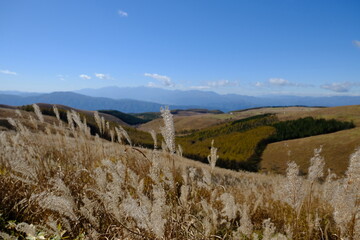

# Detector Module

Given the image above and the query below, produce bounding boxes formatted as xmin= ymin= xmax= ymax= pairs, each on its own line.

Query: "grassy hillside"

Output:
xmin=261 ymin=127 xmax=360 ymax=176
xmin=5 ymin=104 xmax=358 ymax=176
xmin=276 ymin=105 xmax=360 ymax=125
xmin=231 ymin=106 xmax=322 ymax=119
xmin=138 ymin=106 xmax=323 ymax=134
xmin=1 ymin=105 xmax=360 ymax=239
xmin=178 ymin=125 xmax=276 ymax=171
xmin=261 ymin=105 xmax=360 ymax=176
xmin=138 ymin=112 xmax=238 ymax=134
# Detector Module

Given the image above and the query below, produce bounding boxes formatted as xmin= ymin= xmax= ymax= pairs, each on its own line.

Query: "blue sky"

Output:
xmin=0 ymin=0 xmax=359 ymax=96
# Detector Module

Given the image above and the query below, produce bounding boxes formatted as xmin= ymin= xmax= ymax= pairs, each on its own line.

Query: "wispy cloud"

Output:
xmin=353 ymin=40 xmax=360 ymax=48
xmin=57 ymin=74 xmax=67 ymax=81
xmin=144 ymin=73 xmax=174 ymax=87
xmin=268 ymin=78 xmax=291 ymax=86
xmin=147 ymin=82 xmax=156 ymax=87
xmin=79 ymin=74 xmax=91 ymax=80
xmin=207 ymin=79 xmax=238 ymax=87
xmin=189 ymin=79 xmax=238 ymax=90
xmin=320 ymin=82 xmax=359 ymax=93
xmin=0 ymin=69 xmax=17 ymax=75
xmin=255 ymin=78 xmax=312 ymax=88
xmin=118 ymin=10 xmax=128 ymax=17
xmin=95 ymin=73 xmax=111 ymax=80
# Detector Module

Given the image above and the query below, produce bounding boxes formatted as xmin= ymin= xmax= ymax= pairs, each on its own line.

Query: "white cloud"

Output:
xmin=118 ymin=10 xmax=128 ymax=17
xmin=0 ymin=69 xmax=17 ymax=75
xmin=189 ymin=79 xmax=238 ymax=90
xmin=95 ymin=73 xmax=111 ymax=80
xmin=254 ymin=78 xmax=312 ymax=88
xmin=207 ymin=79 xmax=238 ymax=87
xmin=353 ymin=40 xmax=360 ymax=48
xmin=320 ymin=82 xmax=358 ymax=93
xmin=147 ymin=82 xmax=156 ymax=87
xmin=79 ymin=74 xmax=91 ymax=80
xmin=268 ymin=78 xmax=291 ymax=86
xmin=57 ymin=74 xmax=67 ymax=81
xmin=144 ymin=73 xmax=174 ymax=87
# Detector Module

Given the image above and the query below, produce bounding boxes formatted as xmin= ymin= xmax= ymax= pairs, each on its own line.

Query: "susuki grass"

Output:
xmin=0 ymin=105 xmax=359 ymax=239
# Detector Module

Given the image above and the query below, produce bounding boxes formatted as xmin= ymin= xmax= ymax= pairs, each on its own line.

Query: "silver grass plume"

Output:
xmin=262 ymin=218 xmax=276 ymax=240
xmin=53 ymin=105 xmax=60 ymax=121
xmin=106 ymin=121 xmax=110 ymax=132
xmin=29 ymin=115 xmax=38 ymax=130
xmin=15 ymin=109 xmax=22 ymax=117
xmin=177 ymin=144 xmax=183 ymax=157
xmin=94 ymin=111 xmax=103 ymax=135
xmin=119 ymin=125 xmax=132 ymax=146
xmin=115 ymin=126 xmax=132 ymax=145
xmin=15 ymin=222 xmax=36 ymax=238
xmin=66 ymin=111 xmax=74 ymax=131
xmin=160 ymin=106 xmax=175 ymax=154
xmin=101 ymin=116 xmax=106 ymax=135
xmin=37 ymin=179 xmax=78 ymax=222
xmin=71 ymin=110 xmax=85 ymax=133
xmin=239 ymin=204 xmax=253 ymax=237
xmin=346 ymin=147 xmax=360 ymax=190
xmin=149 ymin=129 xmax=157 ymax=149
xmin=207 ymin=139 xmax=219 ymax=172
xmin=114 ymin=126 xmax=123 ymax=144
xmin=282 ymin=161 xmax=305 ymax=212
xmin=308 ymin=146 xmax=325 ymax=182
xmin=32 ymin=104 xmax=44 ymax=123
xmin=220 ymin=193 xmax=237 ymax=220
xmin=109 ymin=129 xmax=115 ymax=142
xmin=0 ymin=231 xmax=17 ymax=240
xmin=150 ymin=184 xmax=167 ymax=238
xmin=332 ymin=148 xmax=360 ymax=237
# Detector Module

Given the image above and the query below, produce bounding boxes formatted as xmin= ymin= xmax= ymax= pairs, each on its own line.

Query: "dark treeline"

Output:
xmin=99 ymin=110 xmax=149 ymax=125
xmin=270 ymin=117 xmax=355 ymax=142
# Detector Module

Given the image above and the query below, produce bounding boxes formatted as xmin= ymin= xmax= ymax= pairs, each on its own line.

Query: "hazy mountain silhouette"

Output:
xmin=0 ymin=92 xmax=195 ymax=113
xmin=1 ymin=87 xmax=360 ymax=112
xmin=76 ymin=86 xmax=360 ymax=111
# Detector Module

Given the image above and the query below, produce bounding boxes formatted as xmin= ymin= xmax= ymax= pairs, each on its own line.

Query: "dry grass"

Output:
xmin=276 ymin=105 xmax=360 ymax=125
xmin=0 ymin=105 xmax=360 ymax=239
xmin=138 ymin=107 xmax=322 ymax=134
xmin=232 ymin=107 xmax=322 ymax=120
xmin=138 ymin=114 xmax=230 ymax=133
xmin=261 ymin=127 xmax=360 ymax=176
xmin=261 ymin=105 xmax=360 ymax=176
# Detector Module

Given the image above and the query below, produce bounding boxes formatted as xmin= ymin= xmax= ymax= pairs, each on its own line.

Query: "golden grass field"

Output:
xmin=137 ymin=113 xmax=231 ymax=133
xmin=261 ymin=105 xmax=360 ymax=176
xmin=0 ymin=104 xmax=360 ymax=239
xmin=138 ymin=107 xmax=323 ymax=133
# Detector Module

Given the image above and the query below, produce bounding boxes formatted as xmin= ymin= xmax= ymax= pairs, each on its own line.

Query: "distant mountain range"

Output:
xmin=0 ymin=87 xmax=360 ymax=113
xmin=0 ymin=91 xmax=189 ymax=113
xmin=75 ymin=86 xmax=360 ymax=111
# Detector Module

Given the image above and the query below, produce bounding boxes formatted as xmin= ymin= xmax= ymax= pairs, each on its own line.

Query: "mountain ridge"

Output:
xmin=1 ymin=87 xmax=360 ymax=112
xmin=0 ymin=91 xmax=195 ymax=113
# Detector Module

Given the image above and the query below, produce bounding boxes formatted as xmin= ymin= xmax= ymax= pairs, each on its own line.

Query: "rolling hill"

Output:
xmin=1 ymin=99 xmax=358 ymax=177
xmin=261 ymin=105 xmax=360 ymax=176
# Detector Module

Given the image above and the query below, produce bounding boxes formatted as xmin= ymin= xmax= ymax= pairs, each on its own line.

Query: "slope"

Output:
xmin=261 ymin=105 xmax=360 ymax=176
